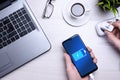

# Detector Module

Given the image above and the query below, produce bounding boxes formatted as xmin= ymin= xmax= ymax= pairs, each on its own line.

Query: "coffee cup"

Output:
xmin=70 ymin=3 xmax=89 ymax=19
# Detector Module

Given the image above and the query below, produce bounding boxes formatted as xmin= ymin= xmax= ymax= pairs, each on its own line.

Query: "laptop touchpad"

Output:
xmin=0 ymin=52 xmax=12 ymax=72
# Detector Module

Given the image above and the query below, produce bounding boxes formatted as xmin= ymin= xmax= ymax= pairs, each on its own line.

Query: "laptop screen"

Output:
xmin=0 ymin=0 xmax=8 ymax=4
xmin=0 ymin=0 xmax=11 ymax=10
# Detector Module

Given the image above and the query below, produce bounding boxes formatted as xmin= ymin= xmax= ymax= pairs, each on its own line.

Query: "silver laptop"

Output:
xmin=0 ymin=0 xmax=51 ymax=78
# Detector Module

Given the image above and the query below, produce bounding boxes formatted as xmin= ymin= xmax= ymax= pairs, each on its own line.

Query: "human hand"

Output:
xmin=104 ymin=21 xmax=120 ymax=50
xmin=64 ymin=47 xmax=97 ymax=80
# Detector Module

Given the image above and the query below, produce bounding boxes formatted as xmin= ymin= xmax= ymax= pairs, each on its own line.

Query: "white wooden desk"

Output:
xmin=1 ymin=0 xmax=120 ymax=80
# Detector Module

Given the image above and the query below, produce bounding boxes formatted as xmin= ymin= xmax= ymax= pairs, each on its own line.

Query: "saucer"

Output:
xmin=62 ymin=0 xmax=91 ymax=27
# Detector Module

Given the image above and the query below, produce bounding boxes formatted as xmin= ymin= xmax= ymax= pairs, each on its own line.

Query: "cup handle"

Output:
xmin=85 ymin=9 xmax=90 ymax=12
xmin=84 ymin=9 xmax=90 ymax=15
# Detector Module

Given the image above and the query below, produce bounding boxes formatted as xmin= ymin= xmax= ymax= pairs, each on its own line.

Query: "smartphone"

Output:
xmin=62 ymin=34 xmax=98 ymax=77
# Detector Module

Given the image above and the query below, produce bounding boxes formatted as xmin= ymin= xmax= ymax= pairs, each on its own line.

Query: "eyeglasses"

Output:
xmin=43 ymin=0 xmax=55 ymax=18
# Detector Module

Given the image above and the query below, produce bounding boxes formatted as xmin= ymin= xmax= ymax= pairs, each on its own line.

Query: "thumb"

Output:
xmin=64 ymin=53 xmax=73 ymax=69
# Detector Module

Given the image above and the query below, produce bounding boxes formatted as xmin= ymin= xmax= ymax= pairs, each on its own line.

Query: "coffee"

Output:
xmin=70 ymin=3 xmax=85 ymax=18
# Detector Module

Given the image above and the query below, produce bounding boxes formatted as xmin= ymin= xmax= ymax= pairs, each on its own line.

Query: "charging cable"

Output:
xmin=89 ymin=74 xmax=95 ymax=80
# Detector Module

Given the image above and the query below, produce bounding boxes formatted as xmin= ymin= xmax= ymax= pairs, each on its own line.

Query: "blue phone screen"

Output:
xmin=63 ymin=34 xmax=98 ymax=77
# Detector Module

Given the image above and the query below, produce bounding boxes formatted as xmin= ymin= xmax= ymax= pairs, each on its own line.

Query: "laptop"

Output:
xmin=0 ymin=0 xmax=51 ymax=78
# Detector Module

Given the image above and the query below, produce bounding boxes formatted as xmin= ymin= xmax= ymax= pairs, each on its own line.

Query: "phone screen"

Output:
xmin=62 ymin=34 xmax=98 ymax=77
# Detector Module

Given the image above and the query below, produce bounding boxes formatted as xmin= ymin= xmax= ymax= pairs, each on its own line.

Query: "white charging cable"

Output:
xmin=89 ymin=74 xmax=95 ymax=80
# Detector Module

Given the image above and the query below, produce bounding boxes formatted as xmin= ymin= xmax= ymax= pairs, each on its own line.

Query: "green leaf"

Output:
xmin=103 ymin=4 xmax=107 ymax=12
xmin=97 ymin=0 xmax=119 ymax=17
xmin=112 ymin=0 xmax=115 ymax=4
xmin=117 ymin=2 xmax=120 ymax=4
xmin=103 ymin=7 xmax=106 ymax=12
xmin=103 ymin=4 xmax=111 ymax=10
xmin=116 ymin=0 xmax=119 ymax=4
xmin=106 ymin=0 xmax=110 ymax=7
xmin=97 ymin=2 xmax=104 ymax=6
xmin=111 ymin=7 xmax=118 ymax=16
xmin=110 ymin=7 xmax=113 ymax=11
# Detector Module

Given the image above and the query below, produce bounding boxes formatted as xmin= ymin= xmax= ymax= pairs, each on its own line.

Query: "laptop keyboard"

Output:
xmin=0 ymin=8 xmax=36 ymax=49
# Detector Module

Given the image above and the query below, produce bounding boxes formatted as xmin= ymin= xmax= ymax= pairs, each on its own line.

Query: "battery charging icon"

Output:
xmin=72 ymin=49 xmax=87 ymax=61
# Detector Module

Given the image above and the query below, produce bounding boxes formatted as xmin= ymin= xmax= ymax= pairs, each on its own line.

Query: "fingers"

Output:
xmin=112 ymin=21 xmax=120 ymax=30
xmin=87 ymin=47 xmax=97 ymax=63
xmin=87 ymin=47 xmax=94 ymax=58
xmin=105 ymin=30 xmax=117 ymax=41
xmin=115 ymin=29 xmax=120 ymax=39
xmin=93 ymin=56 xmax=97 ymax=64
xmin=87 ymin=46 xmax=92 ymax=52
xmin=116 ymin=32 xmax=120 ymax=39
xmin=112 ymin=28 xmax=118 ymax=35
xmin=90 ymin=52 xmax=97 ymax=63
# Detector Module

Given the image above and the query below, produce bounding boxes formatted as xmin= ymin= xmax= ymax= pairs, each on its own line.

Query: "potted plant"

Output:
xmin=97 ymin=0 xmax=120 ymax=17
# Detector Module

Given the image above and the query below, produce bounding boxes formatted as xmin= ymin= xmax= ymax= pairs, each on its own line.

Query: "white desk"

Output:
xmin=1 ymin=0 xmax=120 ymax=80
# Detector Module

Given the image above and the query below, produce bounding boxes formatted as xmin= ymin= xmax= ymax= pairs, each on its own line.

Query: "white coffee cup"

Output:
xmin=70 ymin=3 xmax=89 ymax=19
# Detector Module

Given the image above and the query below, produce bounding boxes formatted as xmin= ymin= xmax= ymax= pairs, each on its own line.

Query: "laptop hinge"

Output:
xmin=10 ymin=0 xmax=17 ymax=2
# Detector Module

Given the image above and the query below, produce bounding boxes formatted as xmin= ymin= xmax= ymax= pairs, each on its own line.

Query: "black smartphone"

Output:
xmin=62 ymin=34 xmax=98 ymax=77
